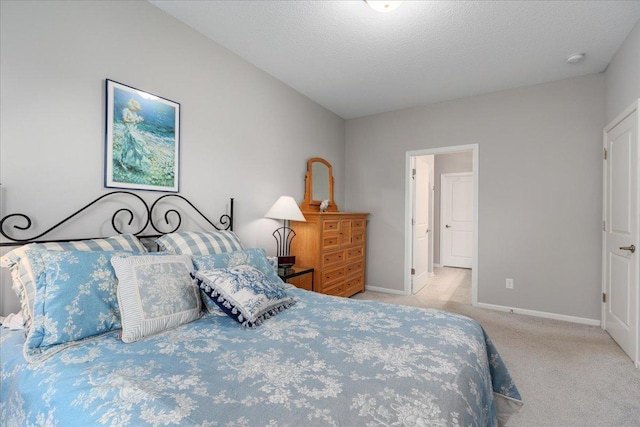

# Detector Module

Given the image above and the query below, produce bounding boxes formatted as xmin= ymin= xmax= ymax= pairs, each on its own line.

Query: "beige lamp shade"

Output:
xmin=265 ymin=196 xmax=306 ymax=222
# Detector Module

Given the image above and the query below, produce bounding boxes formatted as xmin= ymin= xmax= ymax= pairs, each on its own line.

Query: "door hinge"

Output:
xmin=412 ymin=168 xmax=416 ymax=177
xmin=603 ymin=148 xmax=608 ymax=160
xmin=602 ymin=221 xmax=606 ymax=232
xmin=411 ymin=218 xmax=415 ymax=226
xmin=411 ymin=268 xmax=415 ymax=275
xmin=602 ymin=292 xmax=607 ymax=303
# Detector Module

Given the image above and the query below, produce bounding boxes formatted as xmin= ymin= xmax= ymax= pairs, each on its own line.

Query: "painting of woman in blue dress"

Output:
xmin=105 ymin=80 xmax=180 ymax=192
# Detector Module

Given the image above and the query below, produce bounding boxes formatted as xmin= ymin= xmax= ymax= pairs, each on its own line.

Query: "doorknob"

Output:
xmin=445 ymin=224 xmax=452 ymax=228
xmin=620 ymin=244 xmax=636 ymax=253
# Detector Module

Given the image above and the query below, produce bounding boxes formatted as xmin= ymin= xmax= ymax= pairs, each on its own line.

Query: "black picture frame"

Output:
xmin=105 ymin=79 xmax=180 ymax=192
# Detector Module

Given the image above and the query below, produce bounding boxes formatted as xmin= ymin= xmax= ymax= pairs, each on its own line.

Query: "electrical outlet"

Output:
xmin=506 ymin=278 xmax=514 ymax=289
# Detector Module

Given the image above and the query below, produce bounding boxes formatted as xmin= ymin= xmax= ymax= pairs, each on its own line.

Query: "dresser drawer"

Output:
xmin=346 ymin=246 xmax=363 ymax=260
xmin=345 ymin=275 xmax=364 ymax=296
xmin=323 ymin=250 xmax=345 ymax=267
xmin=345 ymin=260 xmax=364 ymax=276
xmin=322 ymin=234 xmax=340 ymax=250
xmin=322 ymin=266 xmax=346 ymax=286
xmin=351 ymin=232 xmax=365 ymax=246
xmin=352 ymin=218 xmax=366 ymax=229
xmin=323 ymin=283 xmax=344 ymax=296
xmin=323 ymin=220 xmax=340 ymax=232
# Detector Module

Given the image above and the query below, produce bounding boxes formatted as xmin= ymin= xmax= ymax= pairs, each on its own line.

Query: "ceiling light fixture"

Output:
xmin=365 ymin=0 xmax=404 ymax=13
xmin=565 ymin=53 xmax=586 ymax=64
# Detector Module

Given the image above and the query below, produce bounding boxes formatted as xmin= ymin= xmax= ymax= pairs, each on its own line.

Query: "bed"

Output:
xmin=0 ymin=192 xmax=522 ymax=426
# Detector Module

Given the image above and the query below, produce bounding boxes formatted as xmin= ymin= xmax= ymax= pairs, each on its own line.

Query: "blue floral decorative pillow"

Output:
xmin=192 ymin=248 xmax=284 ymax=286
xmin=192 ymin=248 xmax=285 ymax=314
xmin=0 ymin=234 xmax=147 ymax=332
xmin=195 ymin=265 xmax=295 ymax=328
xmin=23 ymin=249 xmax=134 ymax=363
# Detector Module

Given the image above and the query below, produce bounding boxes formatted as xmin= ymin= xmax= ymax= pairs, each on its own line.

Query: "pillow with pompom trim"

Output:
xmin=194 ymin=265 xmax=294 ymax=327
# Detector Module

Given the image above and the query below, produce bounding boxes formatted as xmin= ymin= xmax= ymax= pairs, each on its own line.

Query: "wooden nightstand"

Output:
xmin=278 ymin=266 xmax=314 ymax=291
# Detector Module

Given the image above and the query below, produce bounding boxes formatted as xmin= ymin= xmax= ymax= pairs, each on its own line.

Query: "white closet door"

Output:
xmin=441 ymin=173 xmax=473 ymax=269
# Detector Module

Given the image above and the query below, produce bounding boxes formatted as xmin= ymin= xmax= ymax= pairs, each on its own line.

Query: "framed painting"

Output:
xmin=105 ymin=79 xmax=180 ymax=192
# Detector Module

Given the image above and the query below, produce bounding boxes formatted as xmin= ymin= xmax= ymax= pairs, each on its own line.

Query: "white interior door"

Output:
xmin=603 ymin=102 xmax=639 ymax=366
xmin=441 ymin=172 xmax=473 ymax=269
xmin=412 ymin=156 xmax=431 ymax=293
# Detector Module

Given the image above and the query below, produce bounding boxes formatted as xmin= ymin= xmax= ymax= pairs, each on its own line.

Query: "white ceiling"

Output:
xmin=150 ymin=0 xmax=640 ymax=119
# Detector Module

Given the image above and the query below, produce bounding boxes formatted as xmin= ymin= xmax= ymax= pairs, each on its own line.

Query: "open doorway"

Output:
xmin=404 ymin=144 xmax=478 ymax=306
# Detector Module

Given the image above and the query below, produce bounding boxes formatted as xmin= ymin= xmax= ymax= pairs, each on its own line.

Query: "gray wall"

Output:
xmin=0 ymin=1 xmax=345 ymax=315
xmin=345 ymin=74 xmax=604 ymax=320
xmin=433 ymin=152 xmax=473 ymax=265
xmin=604 ymin=19 xmax=640 ymax=124
xmin=1 ymin=2 xmax=635 ymax=322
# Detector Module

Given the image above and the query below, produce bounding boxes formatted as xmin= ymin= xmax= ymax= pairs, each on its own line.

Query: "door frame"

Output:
xmin=440 ymin=172 xmax=474 ymax=269
xmin=601 ymin=99 xmax=640 ymax=368
xmin=404 ymin=144 xmax=479 ymax=305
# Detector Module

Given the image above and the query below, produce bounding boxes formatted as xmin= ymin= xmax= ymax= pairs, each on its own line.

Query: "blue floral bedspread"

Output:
xmin=1 ymin=288 xmax=522 ymax=426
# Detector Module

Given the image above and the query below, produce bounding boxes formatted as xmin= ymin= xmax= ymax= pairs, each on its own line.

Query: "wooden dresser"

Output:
xmin=290 ymin=212 xmax=369 ymax=297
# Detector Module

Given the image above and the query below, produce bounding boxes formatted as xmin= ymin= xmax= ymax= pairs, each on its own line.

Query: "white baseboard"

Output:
xmin=364 ymin=285 xmax=407 ymax=296
xmin=476 ymin=302 xmax=601 ymax=326
xmin=434 ymin=263 xmax=442 ymax=268
xmin=362 ymin=286 xmax=601 ymax=326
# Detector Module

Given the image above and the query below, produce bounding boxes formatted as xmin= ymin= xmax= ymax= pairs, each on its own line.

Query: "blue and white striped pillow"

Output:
xmin=0 ymin=234 xmax=147 ymax=331
xmin=155 ymin=231 xmax=243 ymax=256
xmin=31 ymin=234 xmax=147 ymax=252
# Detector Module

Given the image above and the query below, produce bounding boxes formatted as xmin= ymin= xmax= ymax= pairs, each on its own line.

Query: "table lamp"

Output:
xmin=265 ymin=196 xmax=306 ymax=267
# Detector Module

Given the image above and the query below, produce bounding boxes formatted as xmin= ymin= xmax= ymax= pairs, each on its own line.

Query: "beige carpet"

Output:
xmin=353 ymin=267 xmax=640 ymax=426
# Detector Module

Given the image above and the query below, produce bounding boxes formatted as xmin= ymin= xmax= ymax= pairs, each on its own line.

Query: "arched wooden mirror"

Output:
xmin=300 ymin=157 xmax=338 ymax=212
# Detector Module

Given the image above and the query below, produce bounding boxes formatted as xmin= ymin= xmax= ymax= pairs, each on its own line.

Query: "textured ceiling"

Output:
xmin=150 ymin=0 xmax=640 ymax=119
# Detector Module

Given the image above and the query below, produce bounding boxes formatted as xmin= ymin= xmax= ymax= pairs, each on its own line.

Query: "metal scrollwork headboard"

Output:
xmin=0 ymin=191 xmax=234 ymax=247
xmin=149 ymin=194 xmax=232 ymax=235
